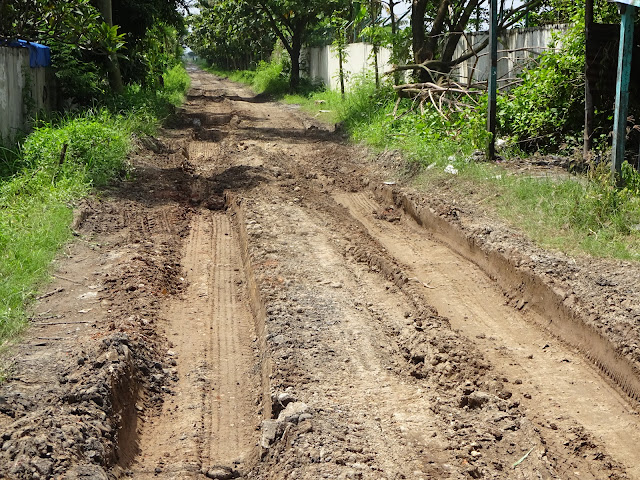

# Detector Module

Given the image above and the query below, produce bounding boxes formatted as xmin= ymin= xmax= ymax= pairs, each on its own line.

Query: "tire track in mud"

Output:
xmin=379 ymin=186 xmax=640 ymax=406
xmin=131 ymin=210 xmax=261 ymax=479
xmin=336 ymin=190 xmax=640 ymax=477
xmin=239 ymin=187 xmax=623 ymax=479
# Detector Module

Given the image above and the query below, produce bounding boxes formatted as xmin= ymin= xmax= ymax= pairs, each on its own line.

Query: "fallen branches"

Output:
xmin=392 ymin=78 xmax=484 ymax=119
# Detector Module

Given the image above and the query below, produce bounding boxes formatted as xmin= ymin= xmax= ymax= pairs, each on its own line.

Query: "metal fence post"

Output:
xmin=612 ymin=3 xmax=636 ymax=179
xmin=487 ymin=0 xmax=498 ymax=160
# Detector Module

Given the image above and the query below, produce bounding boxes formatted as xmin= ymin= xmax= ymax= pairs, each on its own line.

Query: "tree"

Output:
xmin=525 ymin=0 xmax=618 ymax=26
xmin=0 ymin=0 xmax=100 ymax=43
xmin=256 ymin=0 xmax=350 ymax=89
xmin=94 ymin=0 xmax=124 ymax=93
xmin=407 ymin=0 xmax=542 ymax=82
xmin=331 ymin=13 xmax=350 ymax=96
xmin=0 ymin=0 xmax=122 ymax=102
xmin=187 ymin=2 xmax=274 ymax=70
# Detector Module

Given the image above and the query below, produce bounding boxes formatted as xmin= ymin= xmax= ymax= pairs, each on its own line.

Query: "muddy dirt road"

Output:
xmin=1 ymin=66 xmax=639 ymax=479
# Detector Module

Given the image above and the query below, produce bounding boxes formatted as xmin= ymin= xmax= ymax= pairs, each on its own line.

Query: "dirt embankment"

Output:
xmin=0 ymin=66 xmax=639 ymax=480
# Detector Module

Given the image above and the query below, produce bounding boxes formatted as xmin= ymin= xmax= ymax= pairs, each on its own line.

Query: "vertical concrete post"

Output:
xmin=612 ymin=4 xmax=636 ymax=178
xmin=584 ymin=0 xmax=594 ymax=161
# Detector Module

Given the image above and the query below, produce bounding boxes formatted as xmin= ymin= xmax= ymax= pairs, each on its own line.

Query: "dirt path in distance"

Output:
xmin=1 ymin=66 xmax=639 ymax=480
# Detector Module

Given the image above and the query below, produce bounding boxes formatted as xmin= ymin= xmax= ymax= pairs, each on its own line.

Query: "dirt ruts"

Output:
xmin=0 ymin=66 xmax=639 ymax=480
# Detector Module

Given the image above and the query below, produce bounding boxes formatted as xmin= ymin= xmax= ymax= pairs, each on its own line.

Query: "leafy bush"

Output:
xmin=163 ymin=63 xmax=191 ymax=105
xmin=21 ymin=111 xmax=130 ymax=187
xmin=49 ymin=41 xmax=106 ymax=105
xmin=105 ymin=63 xmax=191 ymax=129
xmin=251 ymin=60 xmax=289 ymax=95
xmin=498 ymin=18 xmax=585 ymax=152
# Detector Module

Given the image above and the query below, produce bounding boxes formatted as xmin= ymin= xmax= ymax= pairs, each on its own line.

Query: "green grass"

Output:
xmin=494 ymin=171 xmax=640 ymax=259
xmin=284 ymin=78 xmax=480 ymax=167
xmin=412 ymin=161 xmax=640 ymax=260
xmin=0 ymin=63 xmax=191 ymax=348
xmin=201 ymin=59 xmax=322 ymax=97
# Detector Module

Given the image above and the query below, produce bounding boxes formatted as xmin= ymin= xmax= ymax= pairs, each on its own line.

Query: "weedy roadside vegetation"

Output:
xmin=0 ymin=64 xmax=190 ymax=348
xmin=285 ymin=80 xmax=640 ymax=260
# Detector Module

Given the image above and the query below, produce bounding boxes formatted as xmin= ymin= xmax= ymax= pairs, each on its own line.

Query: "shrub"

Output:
xmin=21 ymin=111 xmax=130 ymax=187
xmin=498 ymin=18 xmax=585 ymax=152
xmin=252 ymin=60 xmax=289 ymax=95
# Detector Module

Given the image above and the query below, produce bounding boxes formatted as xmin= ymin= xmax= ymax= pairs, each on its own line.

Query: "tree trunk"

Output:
xmin=370 ymin=1 xmax=380 ymax=87
xmin=390 ymin=0 xmax=401 ymax=85
xmin=441 ymin=0 xmax=479 ymax=66
xmin=95 ymin=0 xmax=112 ymax=25
xmin=339 ymin=48 xmax=345 ymax=97
xmin=290 ymin=37 xmax=302 ymax=90
xmin=106 ymin=54 xmax=124 ymax=94
xmin=95 ymin=0 xmax=123 ymax=93
xmin=289 ymin=20 xmax=305 ymax=90
xmin=411 ymin=0 xmax=428 ymax=66
xmin=412 ymin=0 xmax=449 ymax=82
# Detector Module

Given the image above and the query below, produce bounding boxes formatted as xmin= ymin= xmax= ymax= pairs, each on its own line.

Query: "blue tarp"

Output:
xmin=4 ymin=40 xmax=51 ymax=68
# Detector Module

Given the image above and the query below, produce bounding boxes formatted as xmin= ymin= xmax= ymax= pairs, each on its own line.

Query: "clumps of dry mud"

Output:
xmin=237 ymin=194 xmax=626 ymax=480
xmin=0 ymin=143 xmax=194 ymax=478
xmin=0 ymin=328 xmax=167 ymax=479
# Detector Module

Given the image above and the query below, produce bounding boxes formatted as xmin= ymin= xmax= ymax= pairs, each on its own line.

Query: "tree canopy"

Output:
xmin=188 ymin=0 xmax=351 ymax=88
xmin=188 ymin=1 xmax=275 ymax=71
xmin=1 ymin=0 xmax=187 ymax=103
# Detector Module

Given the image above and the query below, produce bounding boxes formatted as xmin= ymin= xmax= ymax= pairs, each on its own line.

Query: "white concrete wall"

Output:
xmin=304 ymin=42 xmax=394 ymax=91
xmin=451 ymin=25 xmax=568 ymax=88
xmin=303 ymin=26 xmax=568 ymax=92
xmin=0 ymin=46 xmax=51 ymax=142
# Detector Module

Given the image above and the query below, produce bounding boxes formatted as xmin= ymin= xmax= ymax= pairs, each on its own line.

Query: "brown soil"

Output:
xmin=1 ymin=66 xmax=639 ymax=480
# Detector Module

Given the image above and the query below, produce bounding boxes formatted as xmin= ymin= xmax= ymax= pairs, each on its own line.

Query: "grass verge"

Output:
xmin=0 ymin=63 xmax=190 ymax=348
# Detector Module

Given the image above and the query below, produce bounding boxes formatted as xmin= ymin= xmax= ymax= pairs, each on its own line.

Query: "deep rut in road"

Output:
xmin=131 ymin=209 xmax=263 ymax=478
xmin=337 ymin=191 xmax=640 ymax=478
xmin=132 ymin=68 xmax=640 ymax=479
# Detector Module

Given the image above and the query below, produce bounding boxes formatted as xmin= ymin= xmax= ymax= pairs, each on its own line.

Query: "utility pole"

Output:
xmin=487 ymin=0 xmax=498 ymax=160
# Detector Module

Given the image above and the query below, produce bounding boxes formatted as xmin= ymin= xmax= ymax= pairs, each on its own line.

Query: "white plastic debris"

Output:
xmin=444 ymin=164 xmax=459 ymax=175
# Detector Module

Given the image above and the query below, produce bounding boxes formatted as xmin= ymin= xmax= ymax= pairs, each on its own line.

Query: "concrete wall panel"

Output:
xmin=0 ymin=46 xmax=51 ymax=142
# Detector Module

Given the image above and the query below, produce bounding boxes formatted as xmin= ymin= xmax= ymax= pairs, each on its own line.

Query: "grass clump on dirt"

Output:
xmin=0 ymin=64 xmax=191 ymax=348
